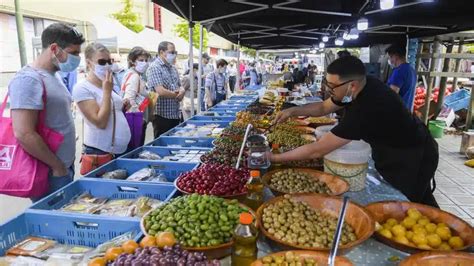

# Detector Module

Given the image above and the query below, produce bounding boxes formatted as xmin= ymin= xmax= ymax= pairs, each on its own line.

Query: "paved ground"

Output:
xmin=0 ymin=131 xmax=473 ymax=226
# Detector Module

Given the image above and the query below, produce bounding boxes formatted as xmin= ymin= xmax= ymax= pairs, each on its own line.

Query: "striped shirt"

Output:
xmin=205 ymin=71 xmax=226 ymax=95
xmin=146 ymin=58 xmax=181 ymax=119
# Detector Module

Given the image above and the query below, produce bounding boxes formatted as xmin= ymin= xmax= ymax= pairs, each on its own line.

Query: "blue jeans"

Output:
xmin=31 ymin=166 xmax=74 ymax=202
xmin=213 ymin=92 xmax=226 ymax=106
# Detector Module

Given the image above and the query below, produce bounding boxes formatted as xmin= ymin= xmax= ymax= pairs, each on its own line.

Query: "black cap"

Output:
xmin=202 ymin=53 xmax=211 ymax=60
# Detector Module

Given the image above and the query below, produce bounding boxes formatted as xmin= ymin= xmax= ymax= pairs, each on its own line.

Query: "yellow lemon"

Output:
xmin=391 ymin=225 xmax=406 ymax=237
xmin=437 ymin=222 xmax=448 ymax=228
xmin=425 ymin=223 xmax=437 ymax=234
xmin=426 ymin=234 xmax=442 ymax=248
xmin=407 ymin=208 xmax=422 ymax=221
xmin=439 ymin=242 xmax=452 ymax=251
xmin=383 ymin=222 xmax=394 ymax=230
xmin=417 ymin=217 xmax=430 ymax=226
xmin=379 ymin=229 xmax=393 ymax=239
xmin=412 ymin=233 xmax=428 ymax=246
xmin=413 ymin=226 xmax=427 ymax=236
xmin=448 ymin=236 xmax=464 ymax=249
xmin=386 ymin=218 xmax=398 ymax=226
xmin=417 ymin=244 xmax=432 ymax=250
xmin=406 ymin=231 xmax=414 ymax=241
xmin=436 ymin=226 xmax=452 ymax=241
xmin=401 ymin=217 xmax=417 ymax=229
xmin=394 ymin=235 xmax=410 ymax=245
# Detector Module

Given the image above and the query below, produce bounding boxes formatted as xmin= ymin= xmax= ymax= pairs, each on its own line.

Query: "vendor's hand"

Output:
xmin=51 ymin=164 xmax=68 ymax=177
xmin=176 ymin=89 xmax=185 ymax=101
xmin=267 ymin=151 xmax=276 ymax=163
xmin=274 ymin=108 xmax=294 ymax=124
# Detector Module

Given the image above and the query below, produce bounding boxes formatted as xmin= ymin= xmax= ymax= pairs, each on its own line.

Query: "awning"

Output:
xmin=88 ymin=17 xmax=137 ymax=51
xmin=137 ymin=27 xmax=199 ymax=55
xmin=152 ymin=0 xmax=474 ymax=49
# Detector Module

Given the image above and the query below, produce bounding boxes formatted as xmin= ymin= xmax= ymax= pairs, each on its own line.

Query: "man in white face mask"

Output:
xmin=146 ymin=41 xmax=185 ymax=138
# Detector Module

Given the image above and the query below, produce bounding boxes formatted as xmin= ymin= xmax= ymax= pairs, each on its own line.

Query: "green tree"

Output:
xmin=240 ymin=46 xmax=256 ymax=57
xmin=173 ymin=19 xmax=208 ymax=50
xmin=111 ymin=0 xmax=144 ymax=33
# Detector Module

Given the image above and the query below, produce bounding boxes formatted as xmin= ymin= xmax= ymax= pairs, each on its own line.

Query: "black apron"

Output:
xmin=371 ymin=118 xmax=439 ymax=207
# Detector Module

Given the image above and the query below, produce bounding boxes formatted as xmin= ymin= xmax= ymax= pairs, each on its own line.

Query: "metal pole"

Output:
xmin=197 ymin=24 xmax=203 ymax=113
xmin=236 ymin=32 xmax=241 ymax=90
xmin=452 ymin=37 xmax=464 ymax=90
xmin=422 ymin=38 xmax=441 ymax=124
xmin=435 ymin=38 xmax=454 ymax=116
xmin=14 ymin=0 xmax=27 ymax=67
xmin=188 ymin=22 xmax=195 ymax=117
xmin=467 ymin=85 xmax=474 ymax=129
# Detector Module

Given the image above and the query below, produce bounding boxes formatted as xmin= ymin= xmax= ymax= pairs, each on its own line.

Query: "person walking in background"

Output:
xmin=110 ymin=54 xmax=127 ymax=94
xmin=8 ymin=23 xmax=84 ymax=197
xmin=182 ymin=63 xmax=199 ymax=120
xmin=73 ymin=43 xmax=131 ymax=171
xmin=386 ymin=44 xmax=417 ymax=112
xmin=228 ymin=60 xmax=237 ymax=93
xmin=147 ymin=41 xmax=185 ymax=138
xmin=122 ymin=46 xmax=151 ymax=147
xmin=205 ymin=59 xmax=229 ymax=109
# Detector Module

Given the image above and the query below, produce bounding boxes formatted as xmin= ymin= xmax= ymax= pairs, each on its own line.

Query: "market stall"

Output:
xmin=1 ymin=84 xmax=473 ymax=265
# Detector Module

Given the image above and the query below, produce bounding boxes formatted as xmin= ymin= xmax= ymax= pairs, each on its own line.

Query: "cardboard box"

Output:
xmin=460 ymin=131 xmax=474 ymax=154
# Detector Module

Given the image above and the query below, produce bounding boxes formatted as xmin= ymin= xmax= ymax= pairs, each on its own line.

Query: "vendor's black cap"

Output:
xmin=202 ymin=53 xmax=211 ymax=59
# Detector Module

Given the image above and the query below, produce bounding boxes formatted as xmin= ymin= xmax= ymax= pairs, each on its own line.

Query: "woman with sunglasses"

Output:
xmin=72 ymin=43 xmax=131 ymax=173
xmin=271 ymin=56 xmax=439 ymax=208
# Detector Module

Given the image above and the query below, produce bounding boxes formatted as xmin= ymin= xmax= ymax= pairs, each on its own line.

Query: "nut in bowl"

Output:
xmin=251 ymin=250 xmax=353 ymax=266
xmin=262 ymin=168 xmax=349 ymax=196
xmin=366 ymin=201 xmax=474 ymax=253
xmin=140 ymin=194 xmax=257 ymax=259
xmin=256 ymin=193 xmax=374 ymax=253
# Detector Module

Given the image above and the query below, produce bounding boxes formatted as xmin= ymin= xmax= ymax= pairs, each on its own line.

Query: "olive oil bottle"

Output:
xmin=244 ymin=170 xmax=264 ymax=211
xmin=231 ymin=213 xmax=258 ymax=266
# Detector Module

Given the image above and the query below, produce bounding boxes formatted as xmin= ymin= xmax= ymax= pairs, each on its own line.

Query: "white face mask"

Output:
xmin=165 ymin=52 xmax=176 ymax=64
xmin=94 ymin=64 xmax=111 ymax=80
xmin=219 ymin=67 xmax=226 ymax=74
xmin=388 ymin=59 xmax=394 ymax=68
xmin=110 ymin=63 xmax=122 ymax=73
xmin=135 ymin=61 xmax=149 ymax=73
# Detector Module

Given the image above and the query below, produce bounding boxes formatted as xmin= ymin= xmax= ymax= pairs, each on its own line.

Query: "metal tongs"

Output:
xmin=235 ymin=123 xmax=253 ymax=169
xmin=328 ymin=196 xmax=350 ymax=266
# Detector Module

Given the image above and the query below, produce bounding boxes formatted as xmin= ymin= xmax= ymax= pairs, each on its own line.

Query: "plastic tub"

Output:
xmin=120 ymin=146 xmax=211 ymax=163
xmin=189 ymin=115 xmax=236 ymax=122
xmin=323 ymin=141 xmax=371 ymax=191
xmin=429 ymin=120 xmax=445 ymax=138
xmin=147 ymin=136 xmax=214 ymax=147
xmin=315 ymin=125 xmax=336 ymax=140
xmin=0 ymin=212 xmax=140 ymax=256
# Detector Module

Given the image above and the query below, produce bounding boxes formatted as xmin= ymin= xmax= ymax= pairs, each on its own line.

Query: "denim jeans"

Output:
xmin=31 ymin=166 xmax=74 ymax=202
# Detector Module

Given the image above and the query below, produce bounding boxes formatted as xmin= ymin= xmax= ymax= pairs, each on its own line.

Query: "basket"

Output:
xmin=443 ymin=89 xmax=470 ymax=112
xmin=28 ymin=179 xmax=177 ymax=220
xmin=0 ymin=212 xmax=140 ymax=256
xmin=84 ymin=158 xmax=198 ymax=183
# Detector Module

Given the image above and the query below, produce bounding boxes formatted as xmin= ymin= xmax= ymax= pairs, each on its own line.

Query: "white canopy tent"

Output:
xmin=88 ymin=17 xmax=139 ymax=52
xmin=137 ymin=27 xmax=199 ymax=55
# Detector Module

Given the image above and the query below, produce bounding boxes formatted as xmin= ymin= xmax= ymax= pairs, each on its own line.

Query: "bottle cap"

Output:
xmin=271 ymin=143 xmax=280 ymax=149
xmin=239 ymin=212 xmax=253 ymax=225
xmin=250 ymin=170 xmax=260 ymax=177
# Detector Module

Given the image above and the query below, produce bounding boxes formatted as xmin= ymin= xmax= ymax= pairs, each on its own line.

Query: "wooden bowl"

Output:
xmin=251 ymin=250 xmax=354 ymax=266
xmin=141 ymin=201 xmax=257 ymax=259
xmin=399 ymin=251 xmax=474 ymax=266
xmin=256 ymin=193 xmax=375 ymax=253
xmin=262 ymin=168 xmax=349 ymax=196
xmin=366 ymin=201 xmax=474 ymax=253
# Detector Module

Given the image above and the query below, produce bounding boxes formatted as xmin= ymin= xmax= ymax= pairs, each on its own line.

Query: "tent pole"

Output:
xmin=422 ymin=38 xmax=440 ymax=124
xmin=197 ymin=24 xmax=204 ymax=113
xmin=435 ymin=38 xmax=454 ymax=116
xmin=236 ymin=32 xmax=241 ymax=90
xmin=452 ymin=37 xmax=464 ymax=90
xmin=188 ymin=0 xmax=194 ymax=117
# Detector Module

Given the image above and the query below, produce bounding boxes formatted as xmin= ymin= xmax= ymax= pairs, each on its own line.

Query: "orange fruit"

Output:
xmin=88 ymin=257 xmax=106 ymax=266
xmin=140 ymin=235 xmax=156 ymax=248
xmin=104 ymin=247 xmax=123 ymax=262
xmin=156 ymin=231 xmax=177 ymax=248
xmin=122 ymin=240 xmax=139 ymax=254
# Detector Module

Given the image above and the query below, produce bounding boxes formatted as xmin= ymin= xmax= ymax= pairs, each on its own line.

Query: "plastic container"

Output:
xmin=231 ymin=213 xmax=258 ymax=266
xmin=323 ymin=141 xmax=371 ymax=191
xmin=429 ymin=120 xmax=446 ymax=138
xmin=28 ymin=179 xmax=177 ymax=220
xmin=147 ymin=136 xmax=214 ymax=147
xmin=84 ymin=158 xmax=198 ymax=182
xmin=443 ymin=89 xmax=470 ymax=112
xmin=177 ymin=120 xmax=231 ymax=128
xmin=190 ymin=115 xmax=236 ymax=122
xmin=315 ymin=124 xmax=336 ymax=140
xmin=120 ymin=146 xmax=211 ymax=163
xmin=0 ymin=212 xmax=140 ymax=256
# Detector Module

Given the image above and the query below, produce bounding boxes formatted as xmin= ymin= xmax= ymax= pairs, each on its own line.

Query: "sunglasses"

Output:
xmin=167 ymin=51 xmax=178 ymax=55
xmin=322 ymin=77 xmax=354 ymax=93
xmin=97 ymin=59 xmax=114 ymax=66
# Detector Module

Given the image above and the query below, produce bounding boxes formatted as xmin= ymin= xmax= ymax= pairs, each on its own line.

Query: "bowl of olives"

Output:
xmin=251 ymin=250 xmax=353 ymax=266
xmin=256 ymin=193 xmax=375 ymax=253
xmin=262 ymin=168 xmax=349 ymax=196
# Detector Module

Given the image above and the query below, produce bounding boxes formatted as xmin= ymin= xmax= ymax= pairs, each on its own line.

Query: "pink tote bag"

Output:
xmin=0 ymin=79 xmax=64 ymax=197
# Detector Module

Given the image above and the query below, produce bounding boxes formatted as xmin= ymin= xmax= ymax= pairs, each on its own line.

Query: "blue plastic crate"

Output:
xmin=214 ymin=102 xmax=248 ymax=108
xmin=120 ymin=146 xmax=210 ymax=163
xmin=209 ymin=106 xmax=244 ymax=111
xmin=189 ymin=115 xmax=235 ymax=122
xmin=28 ymin=179 xmax=176 ymax=220
xmin=84 ymin=158 xmax=198 ymax=182
xmin=443 ymin=89 xmax=471 ymax=112
xmin=148 ymin=136 xmax=214 ymax=147
xmin=0 ymin=212 xmax=140 ymax=256
xmin=228 ymin=95 xmax=258 ymax=101
xmin=177 ymin=120 xmax=231 ymax=128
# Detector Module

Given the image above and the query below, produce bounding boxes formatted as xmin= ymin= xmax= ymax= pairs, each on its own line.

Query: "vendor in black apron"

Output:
xmin=271 ymin=56 xmax=439 ymax=208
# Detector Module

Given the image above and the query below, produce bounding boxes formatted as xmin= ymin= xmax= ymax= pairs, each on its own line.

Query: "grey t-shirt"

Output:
xmin=8 ymin=66 xmax=76 ymax=168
